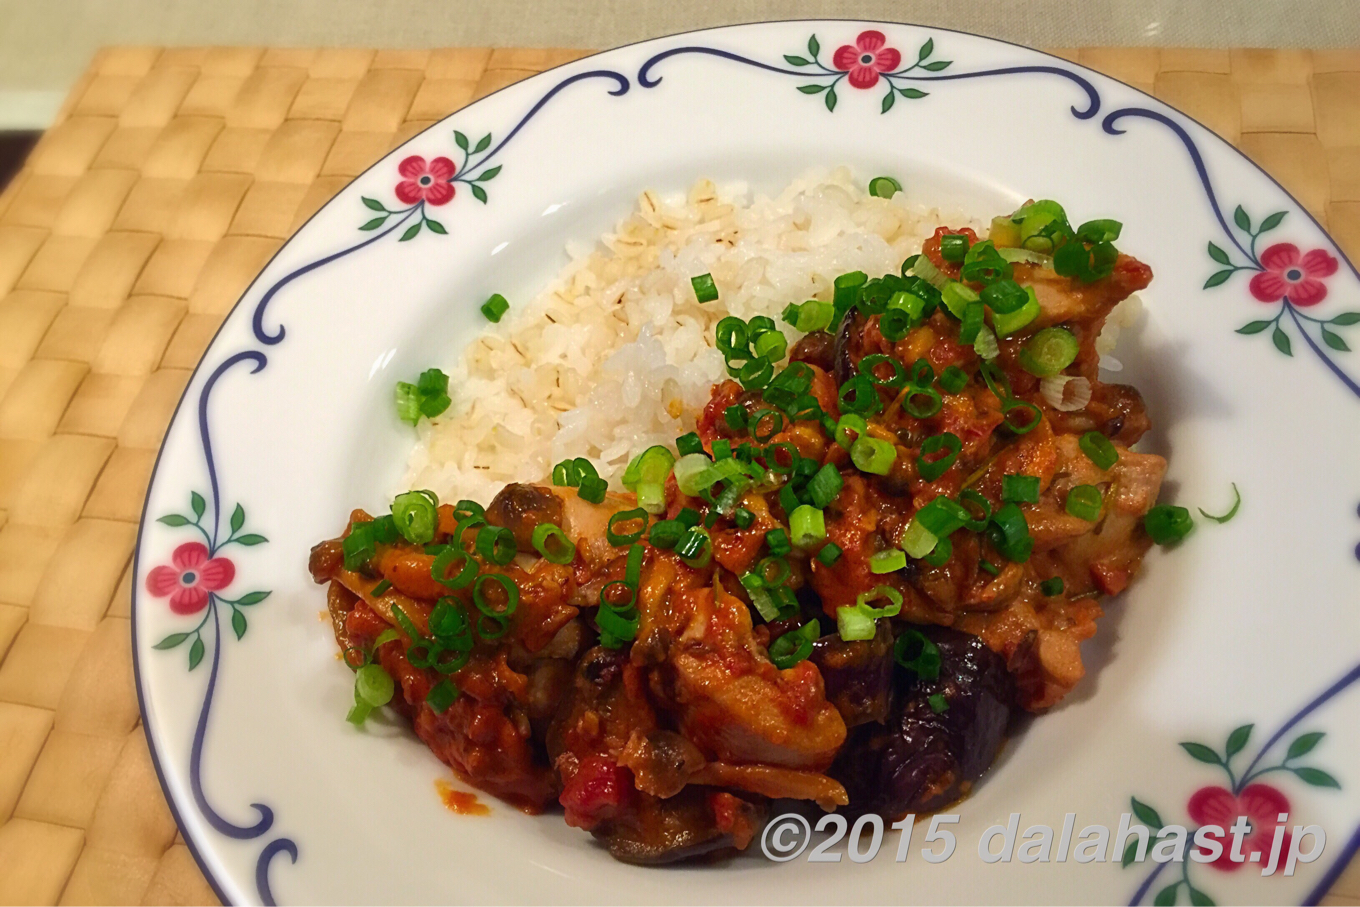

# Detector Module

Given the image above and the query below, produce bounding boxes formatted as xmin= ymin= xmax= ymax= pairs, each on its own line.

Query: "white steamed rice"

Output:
xmin=403 ymin=167 xmax=978 ymax=503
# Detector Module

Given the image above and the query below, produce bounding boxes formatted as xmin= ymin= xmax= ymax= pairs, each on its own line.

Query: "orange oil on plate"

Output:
xmin=436 ymin=780 xmax=489 ymax=815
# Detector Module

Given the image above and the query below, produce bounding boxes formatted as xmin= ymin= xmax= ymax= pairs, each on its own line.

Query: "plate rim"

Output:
xmin=127 ymin=19 xmax=1360 ymax=905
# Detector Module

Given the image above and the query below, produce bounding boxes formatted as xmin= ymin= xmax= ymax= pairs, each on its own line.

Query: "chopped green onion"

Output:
xmin=960 ymin=240 xmax=1013 ymax=286
xmin=979 ymin=559 xmax=1000 ymax=576
xmin=431 ymin=547 xmax=476 ymax=590
xmin=1001 ymin=399 xmax=1042 ymax=434
xmin=817 ymin=543 xmax=843 ymax=566
xmin=529 ymin=524 xmax=574 ymax=564
xmin=342 ymin=522 xmax=377 ymax=570
xmin=648 ymin=519 xmax=683 ymax=549
xmin=1077 ymin=219 xmax=1122 ymax=243
xmin=928 ymin=693 xmax=949 ymax=713
xmin=903 ymin=385 xmax=943 ymax=419
xmin=834 ymin=414 xmax=868 ymax=451
xmin=917 ymin=432 xmax=961 ymax=482
xmin=394 ymin=368 xmax=451 ymax=426
xmin=676 ymin=432 xmax=703 ymax=456
xmin=623 ymin=445 xmax=675 ymax=515
xmin=889 ymin=289 xmax=929 ymax=321
xmin=973 ymin=325 xmax=1000 ymax=361
xmin=838 ymin=373 xmax=883 ymax=417
xmin=959 ymin=489 xmax=992 ymax=531
xmin=1040 ymin=577 xmax=1065 ymax=596
xmin=691 ymin=273 xmax=719 ymax=303
xmin=980 ymin=279 xmax=1029 ymax=315
xmin=371 ymin=579 xmax=392 ymax=596
xmin=940 ymin=233 xmax=970 ymax=263
xmin=715 ymin=317 xmax=749 ymax=358
xmin=879 ymin=306 xmax=913 ymax=342
xmin=552 ymin=459 xmax=580 ymax=487
xmin=578 ymin=476 xmax=607 ymax=505
xmin=676 ymin=527 xmax=711 ymax=567
xmin=1145 ymin=504 xmax=1194 ymax=545
xmin=807 ymin=464 xmax=843 ymax=508
xmin=1002 ymin=474 xmax=1041 ymax=504
xmin=988 ymin=502 xmax=1034 ymax=562
xmin=860 ymin=354 xmax=908 ymax=389
xmin=1079 ymin=432 xmax=1119 ymax=471
xmin=868 ymin=176 xmax=904 ymax=199
xmin=910 ymin=254 xmax=948 ymax=290
xmin=1065 ymin=485 xmax=1103 ymax=521
xmin=836 ymin=605 xmax=876 ymax=641
xmin=754 ymin=330 xmax=787 ymax=361
xmin=673 ymin=452 xmax=717 ymax=496
xmin=941 ymin=280 xmax=980 ymax=318
xmin=856 ymin=585 xmax=903 ymax=617
xmin=428 ymin=599 xmax=469 ymax=640
xmin=473 ymin=572 xmax=519 ymax=620
xmin=481 ymin=293 xmax=509 ymax=322
xmin=732 ymin=507 xmax=755 ymax=530
xmin=1199 ymin=483 xmax=1242 ymax=524
xmin=989 ymin=286 xmax=1041 ymax=337
xmin=901 ymin=518 xmax=938 ymax=559
xmin=765 ymin=528 xmax=791 ymax=556
xmin=851 ymin=436 xmax=897 ymax=475
xmin=426 ymin=679 xmax=460 ymax=713
xmin=922 ymin=535 xmax=953 ymax=567
xmin=894 ymin=629 xmax=941 ymax=680
xmin=475 ymin=525 xmax=517 ymax=565
xmin=870 ymin=548 xmax=906 ymax=574
xmin=677 ymin=507 xmax=702 ymax=528
xmin=711 ymin=439 xmax=732 ymax=460
xmin=392 ymin=490 xmax=439 ymax=545
xmin=915 ymin=496 xmax=970 ymax=539
xmin=596 ymin=602 xmax=640 ymax=643
xmin=959 ymin=301 xmax=985 ymax=344
xmin=794 ymin=299 xmax=835 ymax=332
xmin=789 ymin=505 xmax=826 ymax=548
xmin=833 ymin=271 xmax=868 ymax=313
xmin=1018 ymin=327 xmax=1080 ymax=378
xmin=724 ymin=406 xmax=748 ymax=431
xmin=355 ymin=663 xmax=394 ymax=707
xmin=606 ymin=508 xmax=649 ymax=546
xmin=769 ymin=621 xmax=819 ymax=669
xmin=751 ymin=409 xmax=785 ymax=443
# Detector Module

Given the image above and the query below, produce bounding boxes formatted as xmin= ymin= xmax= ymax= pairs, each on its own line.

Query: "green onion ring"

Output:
xmin=473 ymin=572 xmax=519 ymax=620
xmin=431 ymin=547 xmax=477 ymax=590
xmin=606 ymin=508 xmax=649 ymax=547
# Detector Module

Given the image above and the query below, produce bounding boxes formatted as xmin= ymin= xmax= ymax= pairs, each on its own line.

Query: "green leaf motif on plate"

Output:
xmin=1203 ymin=269 xmax=1234 ymax=289
xmin=1293 ymin=766 xmax=1340 ymax=788
xmin=1179 ymin=742 xmax=1221 ymax=764
xmin=1286 ymin=731 xmax=1325 ymax=759
xmin=1272 ymin=326 xmax=1293 ymax=356
xmin=1224 ymin=723 xmax=1252 ymax=758
xmin=1236 ymin=320 xmax=1272 ymax=335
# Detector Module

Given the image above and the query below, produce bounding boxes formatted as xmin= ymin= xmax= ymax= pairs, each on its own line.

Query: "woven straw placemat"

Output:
xmin=0 ymin=44 xmax=1357 ymax=907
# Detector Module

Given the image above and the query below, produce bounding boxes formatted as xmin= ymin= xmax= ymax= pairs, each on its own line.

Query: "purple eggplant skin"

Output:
xmin=831 ymin=626 xmax=1015 ymax=818
xmin=809 ymin=622 xmax=894 ymax=728
xmin=832 ymin=308 xmax=864 ymax=387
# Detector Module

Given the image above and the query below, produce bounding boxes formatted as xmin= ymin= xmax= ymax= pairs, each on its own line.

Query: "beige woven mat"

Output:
xmin=0 ymin=44 xmax=1358 ymax=907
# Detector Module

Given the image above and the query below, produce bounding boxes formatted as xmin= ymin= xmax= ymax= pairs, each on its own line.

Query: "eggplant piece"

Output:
xmin=789 ymin=329 xmax=836 ymax=372
xmin=832 ymin=308 xmax=865 ymax=387
xmin=809 ymin=622 xmax=894 ymax=728
xmin=831 ymin=627 xmax=1014 ymax=817
xmin=600 ymin=787 xmax=763 ymax=865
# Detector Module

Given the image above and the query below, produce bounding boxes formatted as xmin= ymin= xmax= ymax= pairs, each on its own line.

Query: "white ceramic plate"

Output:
xmin=132 ymin=21 xmax=1360 ymax=906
